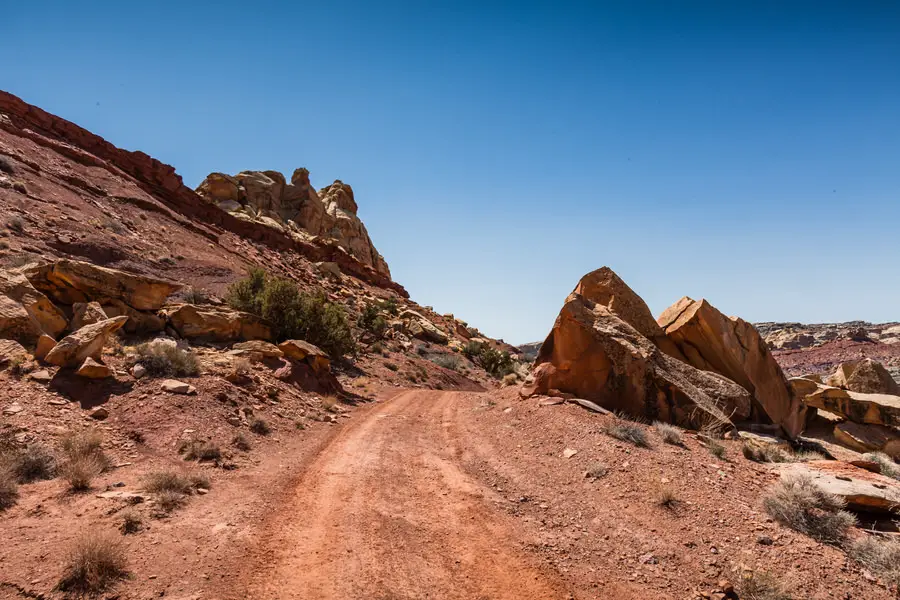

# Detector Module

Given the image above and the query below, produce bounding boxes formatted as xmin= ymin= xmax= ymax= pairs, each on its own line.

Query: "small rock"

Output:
xmin=132 ymin=364 xmax=147 ymax=379
xmin=225 ymin=416 xmax=242 ymax=427
xmin=161 ymin=379 xmax=196 ymax=395
xmin=562 ymin=448 xmax=578 ymax=459
xmin=196 ymin=488 xmax=209 ymax=495
xmin=76 ymin=357 xmax=111 ymax=379
xmin=756 ymin=534 xmax=774 ymax=545
xmin=3 ymin=402 xmax=23 ymax=415
xmin=89 ymin=407 xmax=109 ymax=420
xmin=639 ymin=553 xmax=658 ymax=564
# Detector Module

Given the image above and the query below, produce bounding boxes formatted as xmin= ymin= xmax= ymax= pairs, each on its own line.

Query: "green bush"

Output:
xmin=379 ymin=297 xmax=399 ymax=316
xmin=358 ymin=303 xmax=388 ymax=339
xmin=479 ymin=347 xmax=515 ymax=377
xmin=226 ymin=270 xmax=356 ymax=357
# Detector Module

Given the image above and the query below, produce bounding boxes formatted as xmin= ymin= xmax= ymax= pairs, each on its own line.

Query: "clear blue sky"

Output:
xmin=3 ymin=1 xmax=899 ymax=344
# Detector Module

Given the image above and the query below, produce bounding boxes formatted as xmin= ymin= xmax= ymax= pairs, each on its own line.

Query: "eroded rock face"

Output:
xmin=778 ymin=460 xmax=900 ymax=516
xmin=25 ymin=259 xmax=181 ymax=311
xmin=163 ymin=304 xmax=273 ymax=342
xmin=44 ymin=316 xmax=128 ymax=368
xmin=799 ymin=383 xmax=900 ymax=428
xmin=195 ymin=169 xmax=390 ymax=277
xmin=658 ymin=297 xmax=806 ymax=439
xmin=0 ymin=270 xmax=67 ymax=342
xmin=523 ymin=269 xmax=753 ymax=429
xmin=826 ymin=359 xmax=900 ymax=396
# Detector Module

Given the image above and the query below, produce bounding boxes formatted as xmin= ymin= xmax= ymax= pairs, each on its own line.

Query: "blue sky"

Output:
xmin=3 ymin=1 xmax=899 ymax=344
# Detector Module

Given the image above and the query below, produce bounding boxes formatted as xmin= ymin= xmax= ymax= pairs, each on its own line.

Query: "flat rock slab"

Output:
xmin=161 ymin=379 xmax=196 ymax=395
xmin=778 ymin=460 xmax=900 ymax=516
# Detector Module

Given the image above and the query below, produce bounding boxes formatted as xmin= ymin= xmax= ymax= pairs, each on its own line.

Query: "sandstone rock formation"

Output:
xmin=523 ymin=268 xmax=753 ymax=429
xmin=800 ymin=383 xmax=900 ymax=428
xmin=196 ymin=170 xmax=390 ymax=277
xmin=25 ymin=259 xmax=181 ymax=311
xmin=778 ymin=460 xmax=900 ymax=516
xmin=0 ymin=269 xmax=67 ymax=343
xmin=825 ymin=358 xmax=900 ymax=395
xmin=279 ymin=339 xmax=331 ymax=374
xmin=399 ymin=309 xmax=449 ymax=344
xmin=658 ymin=297 xmax=806 ymax=438
xmin=44 ymin=316 xmax=128 ymax=368
xmin=162 ymin=304 xmax=273 ymax=343
xmin=833 ymin=422 xmax=900 ymax=458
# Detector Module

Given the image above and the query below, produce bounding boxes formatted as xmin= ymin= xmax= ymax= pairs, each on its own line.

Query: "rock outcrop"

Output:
xmin=825 ymin=359 xmax=900 ymax=395
xmin=44 ymin=316 xmax=128 ymax=368
xmin=523 ymin=268 xmax=752 ymax=429
xmin=162 ymin=304 xmax=273 ymax=343
xmin=778 ymin=460 xmax=900 ymax=517
xmin=196 ymin=170 xmax=390 ymax=278
xmin=799 ymin=383 xmax=900 ymax=428
xmin=24 ymin=259 xmax=181 ymax=311
xmin=0 ymin=269 xmax=67 ymax=343
xmin=658 ymin=297 xmax=806 ymax=438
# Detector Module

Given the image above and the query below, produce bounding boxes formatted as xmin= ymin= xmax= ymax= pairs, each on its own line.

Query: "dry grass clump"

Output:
xmin=584 ymin=462 xmax=608 ymax=479
xmin=656 ymin=484 xmax=679 ymax=510
xmin=653 ymin=421 xmax=683 ymax=446
xmin=706 ymin=439 xmax=727 ymax=460
xmin=231 ymin=433 xmax=251 ymax=451
xmin=119 ymin=509 xmax=143 ymax=535
xmin=321 ymin=395 xmax=339 ymax=412
xmin=602 ymin=417 xmax=649 ymax=448
xmin=862 ymin=452 xmax=900 ymax=480
xmin=501 ymin=372 xmax=518 ymax=386
xmin=762 ymin=474 xmax=856 ymax=545
xmin=143 ymin=470 xmax=209 ymax=515
xmin=742 ymin=441 xmax=790 ymax=463
xmin=59 ymin=430 xmax=108 ymax=492
xmin=135 ymin=341 xmax=199 ymax=377
xmin=9 ymin=444 xmax=57 ymax=482
xmin=848 ymin=535 xmax=900 ymax=586
xmin=735 ymin=570 xmax=792 ymax=600
xmin=56 ymin=531 xmax=128 ymax=594
xmin=249 ymin=418 xmax=271 ymax=436
xmin=0 ymin=466 xmax=18 ymax=510
xmin=179 ymin=438 xmax=222 ymax=462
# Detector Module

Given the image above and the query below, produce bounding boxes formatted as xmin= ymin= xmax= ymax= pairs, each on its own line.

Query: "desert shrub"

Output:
xmin=155 ymin=490 xmax=186 ymax=513
xmin=0 ymin=467 xmax=18 ymax=510
xmin=179 ymin=439 xmax=222 ymax=462
xmin=479 ymin=347 xmax=515 ymax=377
xmin=762 ymin=474 xmax=856 ymax=545
xmin=61 ymin=455 xmax=104 ymax=492
xmin=0 ymin=156 xmax=14 ymax=174
xmin=501 ymin=372 xmax=518 ymax=386
xmin=849 ymin=535 xmax=900 ymax=586
xmin=602 ymin=419 xmax=649 ymax=448
xmin=135 ymin=342 xmax=199 ymax=377
xmin=119 ymin=510 xmax=143 ymax=535
xmin=231 ymin=433 xmax=251 ymax=451
xmin=736 ymin=570 xmax=792 ymax=600
xmin=226 ymin=270 xmax=355 ymax=357
xmin=707 ymin=439 xmax=727 ymax=460
xmin=143 ymin=471 xmax=193 ymax=495
xmin=654 ymin=422 xmax=683 ymax=446
xmin=6 ymin=215 xmax=24 ymax=232
xmin=370 ymin=341 xmax=384 ymax=354
xmin=386 ymin=362 xmax=399 ymax=371
xmin=462 ymin=341 xmax=481 ymax=359
xmin=10 ymin=444 xmax=56 ymax=483
xmin=178 ymin=286 xmax=210 ymax=304
xmin=358 ymin=303 xmax=388 ymax=339
xmin=249 ymin=418 xmax=271 ymax=436
xmin=742 ymin=442 xmax=790 ymax=463
xmin=61 ymin=430 xmax=108 ymax=466
xmin=57 ymin=531 xmax=127 ymax=594
xmin=380 ymin=297 xmax=399 ymax=316
xmin=585 ymin=462 xmax=608 ymax=479
xmin=321 ymin=396 xmax=339 ymax=412
xmin=432 ymin=353 xmax=461 ymax=371
xmin=188 ymin=472 xmax=211 ymax=490
xmin=862 ymin=452 xmax=900 ymax=480
xmin=656 ymin=485 xmax=679 ymax=509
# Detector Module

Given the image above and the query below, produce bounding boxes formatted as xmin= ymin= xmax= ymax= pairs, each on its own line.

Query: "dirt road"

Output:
xmin=243 ymin=390 xmax=570 ymax=599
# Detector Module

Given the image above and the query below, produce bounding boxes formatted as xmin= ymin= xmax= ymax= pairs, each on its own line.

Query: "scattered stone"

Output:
xmin=562 ymin=448 xmax=578 ymax=458
xmin=76 ymin=357 xmax=112 ymax=379
xmin=161 ymin=379 xmax=196 ymax=395
xmin=4 ymin=402 xmax=23 ymax=415
xmin=89 ymin=407 xmax=109 ymax=420
xmin=30 ymin=369 xmax=52 ymax=383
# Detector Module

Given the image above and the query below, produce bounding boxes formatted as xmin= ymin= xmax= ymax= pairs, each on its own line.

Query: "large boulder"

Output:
xmin=70 ymin=301 xmax=108 ymax=331
xmin=657 ymin=297 xmax=806 ymax=438
xmin=196 ymin=172 xmax=241 ymax=206
xmin=163 ymin=304 xmax=273 ymax=342
xmin=833 ymin=422 xmax=900 ymax=458
xmin=826 ymin=358 xmax=900 ymax=396
xmin=798 ymin=382 xmax=900 ymax=428
xmin=25 ymin=259 xmax=181 ymax=311
xmin=778 ymin=461 xmax=900 ymax=516
xmin=523 ymin=272 xmax=752 ymax=429
xmin=235 ymin=170 xmax=286 ymax=216
xmin=0 ymin=269 xmax=67 ymax=342
xmin=572 ymin=267 xmax=665 ymax=340
xmin=399 ymin=309 xmax=448 ymax=344
xmin=44 ymin=316 xmax=128 ymax=368
xmin=278 ymin=339 xmax=331 ymax=374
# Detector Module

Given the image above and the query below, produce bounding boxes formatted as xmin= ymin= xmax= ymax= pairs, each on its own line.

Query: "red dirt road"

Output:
xmin=242 ymin=390 xmax=571 ymax=599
